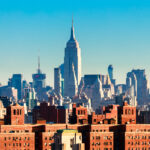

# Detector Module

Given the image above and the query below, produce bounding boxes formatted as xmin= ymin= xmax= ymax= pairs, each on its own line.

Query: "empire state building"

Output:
xmin=64 ymin=19 xmax=82 ymax=97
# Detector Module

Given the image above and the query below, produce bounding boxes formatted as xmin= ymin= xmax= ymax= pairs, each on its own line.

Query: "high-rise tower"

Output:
xmin=108 ymin=64 xmax=116 ymax=85
xmin=54 ymin=67 xmax=62 ymax=97
xmin=32 ymin=56 xmax=46 ymax=101
xmin=108 ymin=65 xmax=113 ymax=81
xmin=64 ymin=18 xmax=81 ymax=97
xmin=10 ymin=74 xmax=23 ymax=100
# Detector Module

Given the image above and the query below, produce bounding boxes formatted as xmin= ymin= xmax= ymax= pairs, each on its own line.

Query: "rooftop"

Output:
xmin=57 ymin=129 xmax=78 ymax=134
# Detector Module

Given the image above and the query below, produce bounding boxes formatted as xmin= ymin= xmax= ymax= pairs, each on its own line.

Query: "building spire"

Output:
xmin=70 ymin=15 xmax=75 ymax=41
xmin=37 ymin=50 xmax=41 ymax=73
xmin=72 ymin=14 xmax=73 ymax=28
xmin=38 ymin=56 xmax=40 ymax=71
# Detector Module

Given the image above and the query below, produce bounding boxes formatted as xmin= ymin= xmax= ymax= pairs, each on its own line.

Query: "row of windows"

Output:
xmin=128 ymin=148 xmax=150 ymax=150
xmin=77 ymin=110 xmax=86 ymax=115
xmin=45 ymin=137 xmax=54 ymax=141
xmin=129 ymin=129 xmax=150 ymax=132
xmin=91 ymin=136 xmax=101 ymax=140
xmin=4 ymin=143 xmax=30 ymax=147
xmin=92 ymin=129 xmax=107 ymax=132
xmin=4 ymin=137 xmax=30 ymax=140
xmin=92 ymin=142 xmax=112 ymax=146
xmin=125 ymin=109 xmax=134 ymax=115
xmin=4 ymin=149 xmax=30 ymax=150
xmin=92 ymin=148 xmax=112 ymax=150
xmin=13 ymin=109 xmax=22 ymax=115
xmin=44 ymin=143 xmax=52 ymax=146
xmin=91 ymin=136 xmax=112 ymax=140
xmin=127 ymin=136 xmax=150 ymax=140
xmin=128 ymin=141 xmax=150 ymax=145
xmin=3 ymin=130 xmax=29 ymax=133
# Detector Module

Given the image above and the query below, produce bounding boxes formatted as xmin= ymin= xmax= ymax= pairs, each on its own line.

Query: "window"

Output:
xmin=104 ymin=142 xmax=108 ymax=145
xmin=14 ymin=110 xmax=16 ymax=115
xmin=128 ymin=109 xmax=131 ymax=114
xmin=17 ymin=109 xmax=19 ymax=115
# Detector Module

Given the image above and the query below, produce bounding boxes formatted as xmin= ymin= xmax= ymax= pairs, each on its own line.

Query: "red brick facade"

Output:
xmin=0 ymin=124 xmax=150 ymax=150
xmin=75 ymin=102 xmax=136 ymax=125
xmin=0 ymin=125 xmax=34 ymax=150
xmin=5 ymin=103 xmax=24 ymax=125
xmin=32 ymin=102 xmax=68 ymax=124
xmin=88 ymin=105 xmax=119 ymax=125
xmin=118 ymin=101 xmax=136 ymax=124
xmin=69 ymin=104 xmax=88 ymax=124
xmin=0 ymin=101 xmax=143 ymax=150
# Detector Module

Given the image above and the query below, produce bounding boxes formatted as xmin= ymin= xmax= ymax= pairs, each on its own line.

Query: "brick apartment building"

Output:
xmin=69 ymin=104 xmax=88 ymax=124
xmin=70 ymin=101 xmax=136 ymax=125
xmin=32 ymin=101 xmax=68 ymax=124
xmin=0 ymin=102 xmax=150 ymax=150
xmin=5 ymin=103 xmax=24 ymax=125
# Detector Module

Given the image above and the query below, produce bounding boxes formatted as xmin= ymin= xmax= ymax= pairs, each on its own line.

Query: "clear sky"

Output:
xmin=0 ymin=0 xmax=150 ymax=87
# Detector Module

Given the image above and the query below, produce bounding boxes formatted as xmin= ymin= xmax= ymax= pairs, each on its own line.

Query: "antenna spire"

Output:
xmin=72 ymin=14 xmax=73 ymax=28
xmin=37 ymin=50 xmax=41 ymax=73
xmin=70 ymin=15 xmax=75 ymax=41
xmin=38 ymin=56 xmax=40 ymax=70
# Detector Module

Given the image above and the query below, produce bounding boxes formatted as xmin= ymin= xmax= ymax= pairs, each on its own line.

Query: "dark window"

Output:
xmin=14 ymin=110 xmax=16 ymax=115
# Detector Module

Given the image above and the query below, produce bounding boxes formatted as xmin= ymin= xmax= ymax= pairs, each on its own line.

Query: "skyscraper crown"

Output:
xmin=69 ymin=16 xmax=76 ymax=41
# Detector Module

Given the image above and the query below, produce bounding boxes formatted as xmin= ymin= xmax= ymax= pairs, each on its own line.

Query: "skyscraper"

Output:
xmin=10 ymin=74 xmax=23 ymax=100
xmin=92 ymin=77 xmax=104 ymax=110
xmin=126 ymin=72 xmax=137 ymax=106
xmin=64 ymin=19 xmax=81 ymax=97
xmin=54 ymin=67 xmax=62 ymax=97
xmin=130 ymin=69 xmax=149 ymax=105
xmin=24 ymin=88 xmax=37 ymax=110
xmin=108 ymin=65 xmax=113 ymax=81
xmin=108 ymin=64 xmax=116 ymax=85
xmin=32 ymin=56 xmax=46 ymax=101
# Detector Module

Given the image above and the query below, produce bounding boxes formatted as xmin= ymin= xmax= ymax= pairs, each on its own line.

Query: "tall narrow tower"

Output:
xmin=108 ymin=65 xmax=113 ymax=81
xmin=32 ymin=56 xmax=46 ymax=101
xmin=64 ymin=18 xmax=81 ymax=97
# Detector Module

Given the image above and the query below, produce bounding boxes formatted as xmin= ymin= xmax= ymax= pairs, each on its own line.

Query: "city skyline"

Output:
xmin=1 ymin=0 xmax=150 ymax=86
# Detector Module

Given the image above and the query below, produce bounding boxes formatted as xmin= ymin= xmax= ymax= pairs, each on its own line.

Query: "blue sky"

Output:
xmin=0 ymin=0 xmax=150 ymax=86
